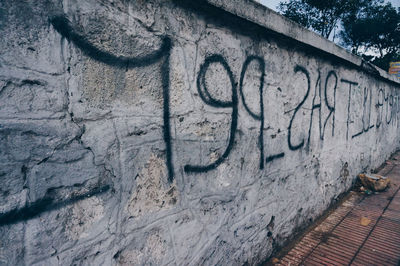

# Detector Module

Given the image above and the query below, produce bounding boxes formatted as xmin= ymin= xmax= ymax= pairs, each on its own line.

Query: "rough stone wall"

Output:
xmin=1 ymin=0 xmax=400 ymax=265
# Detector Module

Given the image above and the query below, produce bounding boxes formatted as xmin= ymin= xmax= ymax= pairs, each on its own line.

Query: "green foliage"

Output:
xmin=341 ymin=3 xmax=400 ymax=57
xmin=278 ymin=0 xmax=400 ymax=71
xmin=278 ymin=0 xmax=370 ymax=38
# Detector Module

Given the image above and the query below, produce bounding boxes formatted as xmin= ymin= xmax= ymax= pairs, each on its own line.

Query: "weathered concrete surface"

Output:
xmin=0 ymin=0 xmax=399 ymax=265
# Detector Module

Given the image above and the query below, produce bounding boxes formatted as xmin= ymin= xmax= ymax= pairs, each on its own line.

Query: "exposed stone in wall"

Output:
xmin=0 ymin=0 xmax=399 ymax=265
xmin=126 ymin=154 xmax=178 ymax=218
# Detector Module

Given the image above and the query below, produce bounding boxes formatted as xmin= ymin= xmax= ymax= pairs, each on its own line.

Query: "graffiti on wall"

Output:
xmin=50 ymin=15 xmax=400 ymax=178
xmin=1 ymin=14 xmax=398 ymax=226
xmin=50 ymin=16 xmax=175 ymax=184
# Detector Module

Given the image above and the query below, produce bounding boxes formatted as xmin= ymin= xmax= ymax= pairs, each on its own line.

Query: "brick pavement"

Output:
xmin=272 ymin=152 xmax=400 ymax=266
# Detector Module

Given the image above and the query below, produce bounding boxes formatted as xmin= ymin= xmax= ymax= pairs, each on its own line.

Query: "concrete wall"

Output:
xmin=1 ymin=0 xmax=400 ymax=264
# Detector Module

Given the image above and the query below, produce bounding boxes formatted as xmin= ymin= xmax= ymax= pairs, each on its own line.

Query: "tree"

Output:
xmin=278 ymin=0 xmax=400 ymax=71
xmin=340 ymin=12 xmax=370 ymax=55
xmin=278 ymin=0 xmax=375 ymax=39
xmin=371 ymin=52 xmax=400 ymax=70
xmin=340 ymin=3 xmax=400 ymax=70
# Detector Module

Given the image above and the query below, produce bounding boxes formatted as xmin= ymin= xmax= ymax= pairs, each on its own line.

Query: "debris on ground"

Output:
xmin=359 ymin=186 xmax=373 ymax=195
xmin=360 ymin=217 xmax=371 ymax=226
xmin=358 ymin=173 xmax=390 ymax=192
xmin=270 ymin=257 xmax=280 ymax=264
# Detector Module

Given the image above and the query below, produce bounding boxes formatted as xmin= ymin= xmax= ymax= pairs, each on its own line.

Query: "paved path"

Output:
xmin=274 ymin=152 xmax=400 ymax=266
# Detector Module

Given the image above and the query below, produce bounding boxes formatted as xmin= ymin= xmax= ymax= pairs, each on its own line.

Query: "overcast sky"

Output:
xmin=257 ymin=0 xmax=281 ymax=11
xmin=258 ymin=0 xmax=400 ymax=11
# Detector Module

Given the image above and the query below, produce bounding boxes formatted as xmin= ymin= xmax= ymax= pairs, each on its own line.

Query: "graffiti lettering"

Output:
xmin=266 ymin=152 xmax=285 ymax=163
xmin=50 ymin=16 xmax=175 ymax=182
xmin=341 ymin=79 xmax=358 ymax=140
xmin=184 ymin=54 xmax=238 ymax=173
xmin=386 ymin=92 xmax=393 ymax=125
xmin=50 ymin=16 xmax=400 ymax=181
xmin=288 ymin=65 xmax=311 ymax=151
xmin=352 ymin=87 xmax=374 ymax=139
xmin=323 ymin=71 xmax=337 ymax=137
xmin=239 ymin=56 xmax=265 ymax=169
xmin=376 ymin=88 xmax=384 ymax=128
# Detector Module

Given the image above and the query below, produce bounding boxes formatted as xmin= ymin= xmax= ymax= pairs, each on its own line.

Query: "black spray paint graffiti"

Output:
xmin=377 ymin=88 xmax=385 ymax=128
xmin=34 ymin=17 xmax=400 ymax=179
xmin=0 ymin=185 xmax=110 ymax=226
xmin=288 ymin=66 xmax=337 ymax=151
xmin=288 ymin=65 xmax=311 ymax=151
xmin=341 ymin=79 xmax=358 ymax=140
xmin=0 ymin=15 xmax=176 ymax=226
xmin=379 ymin=88 xmax=400 ymax=127
xmin=1 ymin=12 xmax=399 ymax=228
xmin=341 ymin=79 xmax=400 ymax=140
xmin=184 ymin=54 xmax=268 ymax=173
xmin=186 ymin=57 xmax=399 ymax=172
xmin=49 ymin=16 xmax=400 ymax=179
xmin=324 ymin=71 xmax=337 ymax=138
xmin=184 ymin=54 xmax=238 ymax=173
xmin=386 ymin=92 xmax=394 ymax=125
xmin=265 ymin=152 xmax=285 ymax=163
xmin=351 ymin=86 xmax=374 ymax=139
xmin=184 ymin=54 xmax=278 ymax=172
xmin=239 ymin=56 xmax=265 ymax=169
xmin=50 ymin=16 xmax=175 ymax=183
xmin=307 ymin=70 xmax=322 ymax=145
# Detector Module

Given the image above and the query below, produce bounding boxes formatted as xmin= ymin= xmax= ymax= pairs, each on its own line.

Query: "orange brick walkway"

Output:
xmin=275 ymin=152 xmax=400 ymax=266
